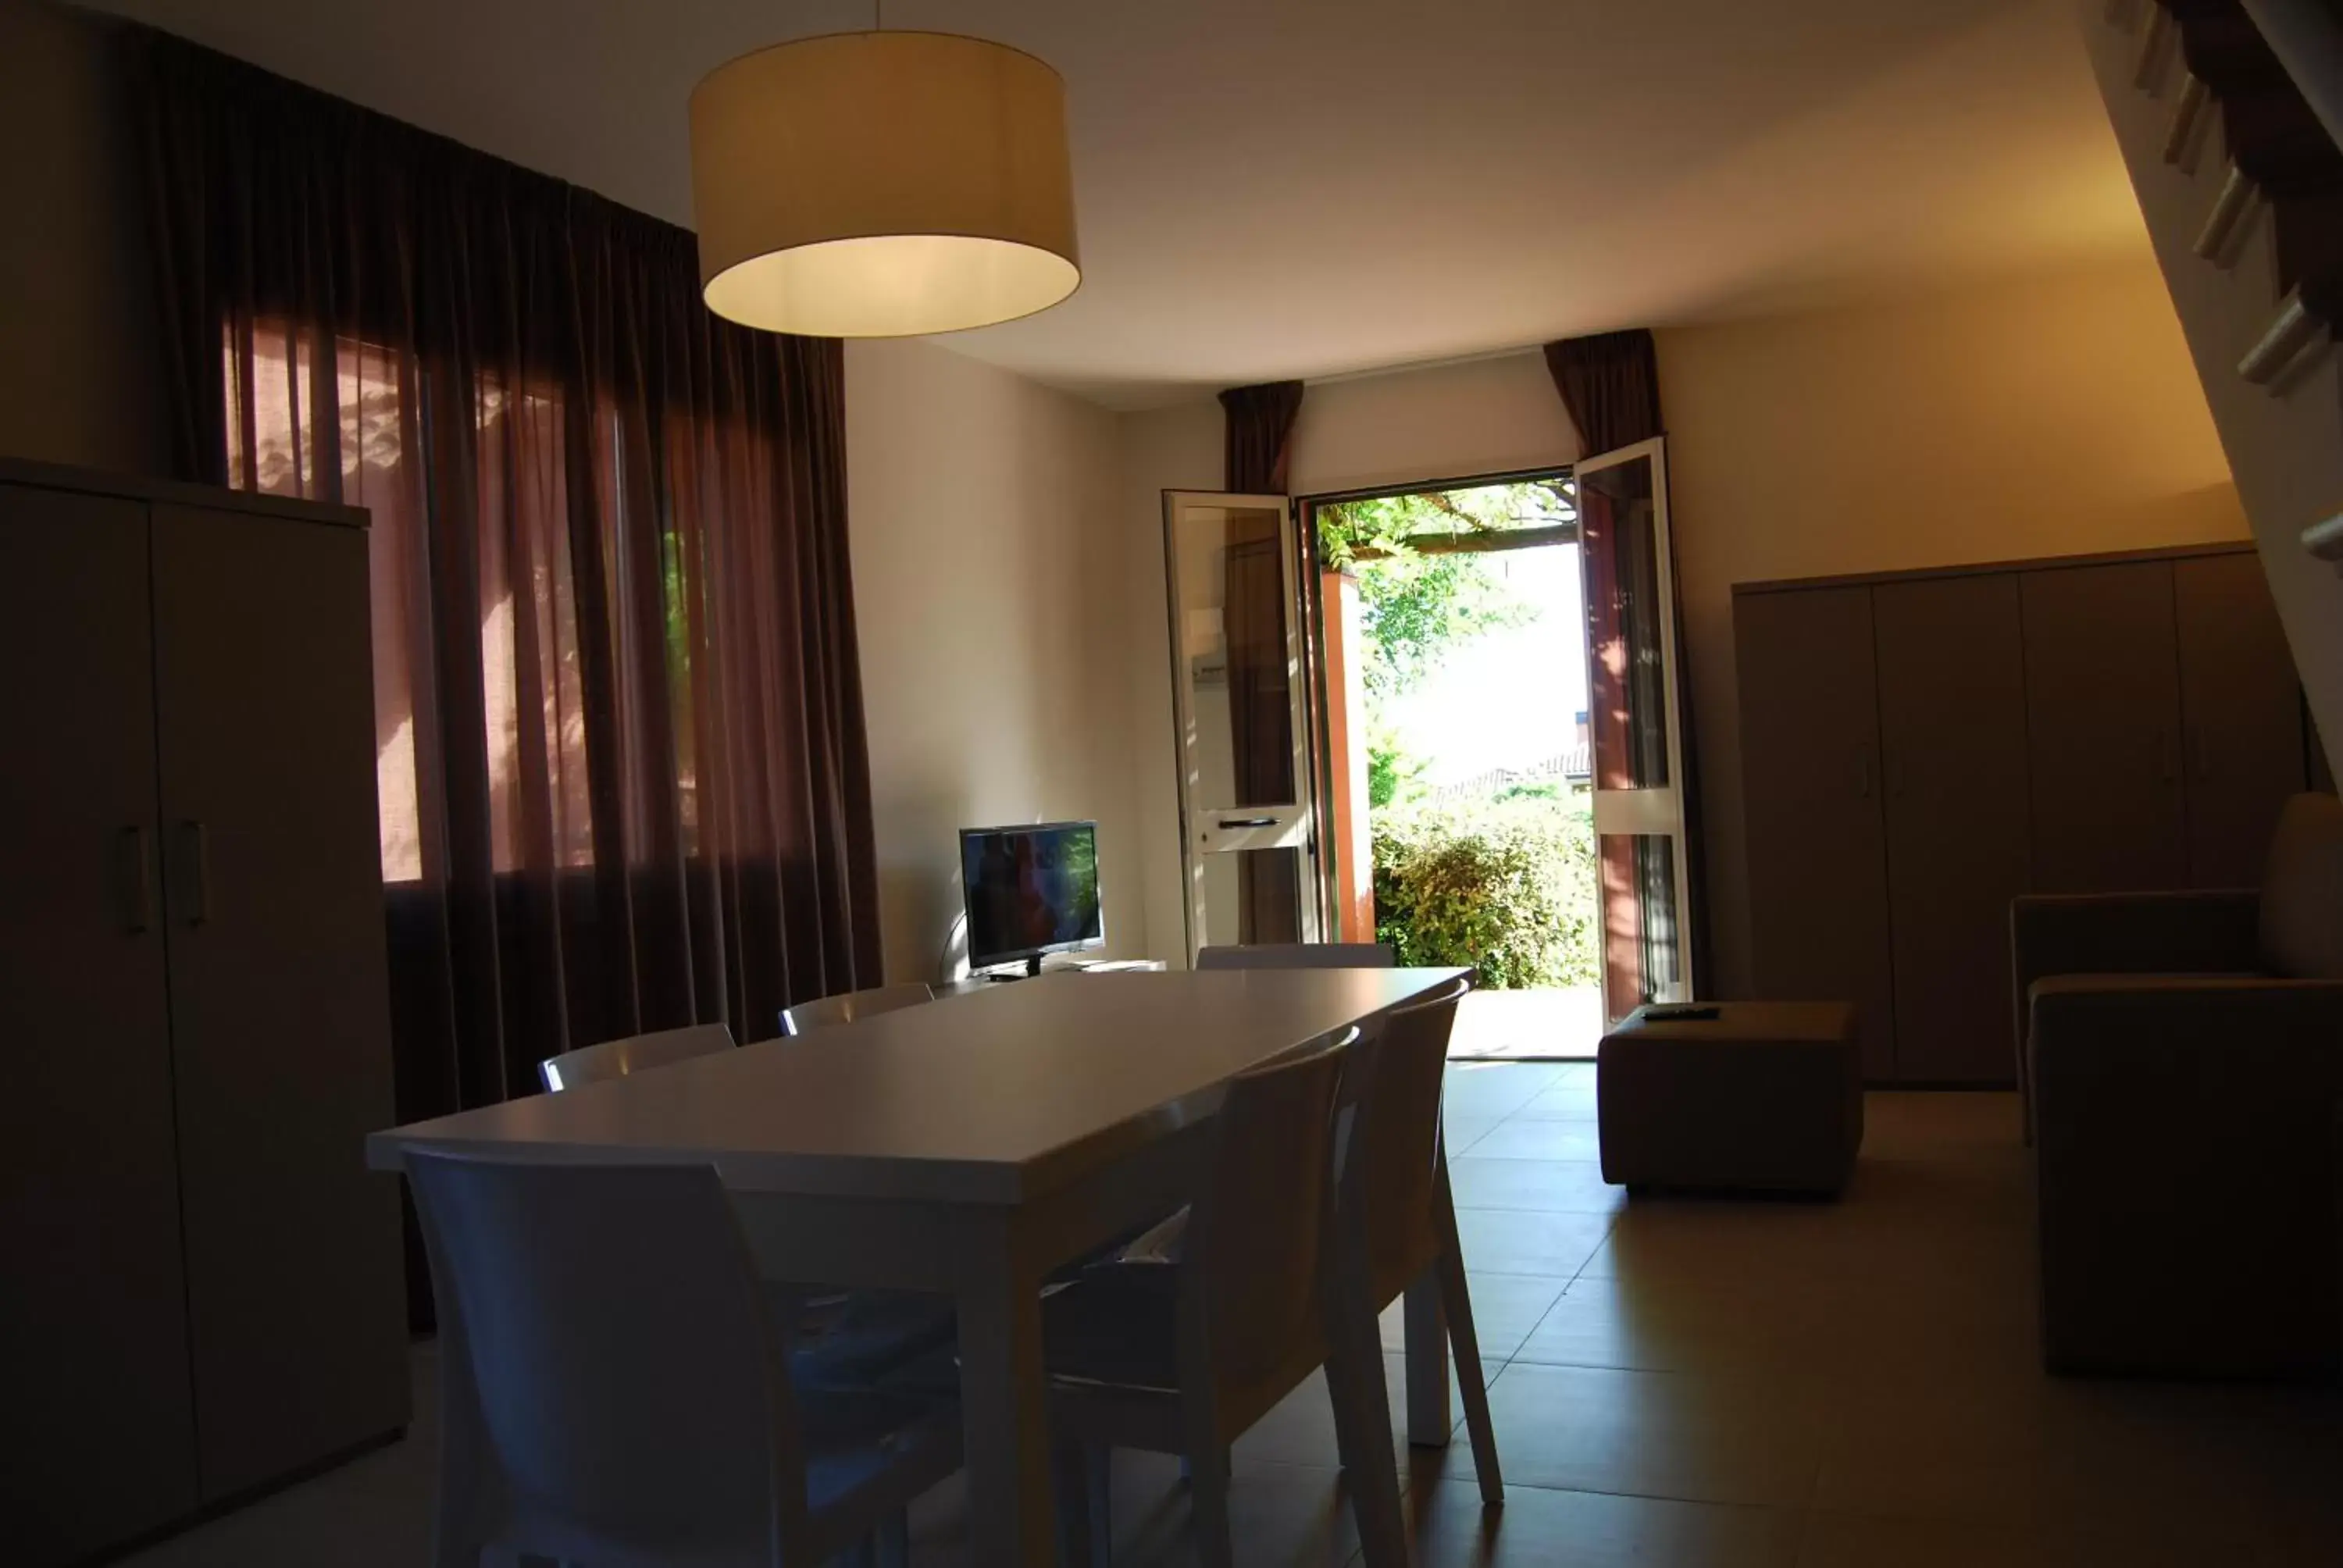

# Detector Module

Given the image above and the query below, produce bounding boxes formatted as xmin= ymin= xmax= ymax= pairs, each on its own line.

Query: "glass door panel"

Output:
xmin=1164 ymin=490 xmax=1321 ymax=958
xmin=1578 ymin=439 xmax=1694 ymax=1014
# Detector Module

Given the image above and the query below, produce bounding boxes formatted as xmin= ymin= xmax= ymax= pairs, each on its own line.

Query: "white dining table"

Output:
xmin=366 ymin=965 xmax=1471 ymax=1566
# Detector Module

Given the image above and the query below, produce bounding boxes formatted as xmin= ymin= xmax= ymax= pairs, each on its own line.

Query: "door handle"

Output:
xmin=178 ymin=820 xmax=210 ymax=925
xmin=119 ymin=825 xmax=155 ymax=933
xmin=1216 ymin=815 xmax=1280 ymax=829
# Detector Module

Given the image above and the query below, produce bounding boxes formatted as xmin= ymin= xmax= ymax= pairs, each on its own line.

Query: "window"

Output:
xmin=225 ymin=322 xmax=615 ymax=882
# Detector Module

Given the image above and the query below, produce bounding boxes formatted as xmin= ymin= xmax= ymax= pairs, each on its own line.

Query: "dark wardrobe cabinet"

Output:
xmin=1735 ymin=543 xmax=2311 ymax=1085
xmin=2 ymin=462 xmax=409 ymax=1568
xmin=1736 ymin=586 xmax=1898 ymax=1081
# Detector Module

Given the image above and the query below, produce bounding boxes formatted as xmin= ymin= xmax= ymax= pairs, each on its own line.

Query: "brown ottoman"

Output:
xmin=1597 ymin=1002 xmax=1863 ymax=1196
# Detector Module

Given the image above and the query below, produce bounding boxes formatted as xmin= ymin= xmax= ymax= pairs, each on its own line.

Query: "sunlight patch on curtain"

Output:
xmin=223 ymin=321 xmax=619 ymax=882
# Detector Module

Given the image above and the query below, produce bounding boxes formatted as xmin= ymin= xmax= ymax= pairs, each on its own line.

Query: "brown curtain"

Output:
xmin=1221 ymin=380 xmax=1306 ymax=494
xmin=1544 ymin=330 xmax=1711 ymax=1002
xmin=1218 ymin=383 xmax=1307 ymax=942
xmin=1543 ymin=331 xmax=1663 ymax=454
xmin=133 ymin=34 xmax=883 ymax=1137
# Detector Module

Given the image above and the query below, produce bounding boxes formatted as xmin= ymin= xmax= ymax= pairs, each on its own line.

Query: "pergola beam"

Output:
xmin=1346 ymin=522 xmax=1579 ymax=561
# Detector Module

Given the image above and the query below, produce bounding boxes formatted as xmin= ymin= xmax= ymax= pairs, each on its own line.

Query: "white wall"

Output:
xmin=1114 ymin=265 xmax=2249 ymax=996
xmin=1114 ymin=398 xmax=1221 ymax=963
xmin=1657 ymin=260 xmax=2248 ymax=999
xmin=1289 ymin=351 xmax=1578 ymax=497
xmin=844 ymin=338 xmax=1142 ymax=983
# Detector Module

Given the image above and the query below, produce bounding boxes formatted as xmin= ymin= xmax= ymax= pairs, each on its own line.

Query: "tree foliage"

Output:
xmin=1330 ymin=479 xmax=1599 ymax=991
xmin=1319 ymin=484 xmax=1567 ymax=700
xmin=1352 ymin=553 xmax=1530 ymax=698
xmin=1366 ymin=719 xmax=1425 ymax=810
xmin=1316 ymin=480 xmax=1574 ymax=568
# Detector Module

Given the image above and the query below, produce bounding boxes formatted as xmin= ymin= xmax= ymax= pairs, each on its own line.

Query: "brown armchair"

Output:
xmin=2012 ymin=793 xmax=2343 ymax=1378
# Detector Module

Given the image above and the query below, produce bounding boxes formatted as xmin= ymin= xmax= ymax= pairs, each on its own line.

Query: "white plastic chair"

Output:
xmin=538 ymin=1021 xmax=736 ymax=1092
xmin=779 ymin=982 xmax=936 ymax=1037
xmin=538 ymin=1020 xmax=956 ymax=1402
xmin=405 ymin=1149 xmax=961 ymax=1567
xmin=1040 ymin=1025 xmax=1408 ymax=1568
xmin=1335 ymin=974 xmax=1501 ymax=1500
xmin=1195 ymin=942 xmax=1396 ymax=970
xmin=1102 ymin=974 xmax=1503 ymax=1520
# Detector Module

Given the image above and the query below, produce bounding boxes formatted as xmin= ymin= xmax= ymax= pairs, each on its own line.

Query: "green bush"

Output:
xmin=1371 ymin=800 xmax=1599 ymax=990
xmin=1365 ymin=729 xmax=1425 ymax=810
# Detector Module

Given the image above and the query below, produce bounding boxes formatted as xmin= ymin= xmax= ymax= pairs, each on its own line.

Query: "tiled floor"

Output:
xmin=119 ymin=1067 xmax=2343 ymax=1567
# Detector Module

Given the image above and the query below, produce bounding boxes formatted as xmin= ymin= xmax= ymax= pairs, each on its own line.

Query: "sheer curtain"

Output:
xmin=135 ymin=33 xmax=883 ymax=1149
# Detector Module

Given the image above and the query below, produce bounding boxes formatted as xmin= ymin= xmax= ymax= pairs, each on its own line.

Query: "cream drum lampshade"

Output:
xmin=689 ymin=30 xmax=1081 ymax=337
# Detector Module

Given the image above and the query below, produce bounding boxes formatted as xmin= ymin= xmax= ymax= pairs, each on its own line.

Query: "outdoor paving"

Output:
xmin=1448 ymin=985 xmax=1604 ymax=1061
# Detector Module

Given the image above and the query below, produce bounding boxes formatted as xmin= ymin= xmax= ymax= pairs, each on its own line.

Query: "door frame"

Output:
xmin=1293 ymin=464 xmax=1585 ymax=958
xmin=1574 ymin=436 xmax=1698 ymax=1010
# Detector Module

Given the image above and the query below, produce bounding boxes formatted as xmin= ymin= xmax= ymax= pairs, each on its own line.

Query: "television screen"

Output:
xmin=961 ymin=821 xmax=1104 ymax=971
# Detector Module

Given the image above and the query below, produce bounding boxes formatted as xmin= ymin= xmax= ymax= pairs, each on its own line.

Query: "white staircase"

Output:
xmin=2081 ymin=0 xmax=2343 ymax=774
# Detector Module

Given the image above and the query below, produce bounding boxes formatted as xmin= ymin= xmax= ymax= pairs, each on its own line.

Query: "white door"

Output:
xmin=1162 ymin=490 xmax=1322 ymax=958
xmin=1575 ymin=439 xmax=1696 ymax=1014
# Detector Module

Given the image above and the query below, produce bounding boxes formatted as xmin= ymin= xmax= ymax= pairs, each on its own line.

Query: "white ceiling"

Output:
xmin=89 ymin=0 xmax=2145 ymax=408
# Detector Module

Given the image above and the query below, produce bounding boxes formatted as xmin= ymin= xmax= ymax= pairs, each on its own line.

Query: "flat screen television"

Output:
xmin=960 ymin=821 xmax=1104 ymax=975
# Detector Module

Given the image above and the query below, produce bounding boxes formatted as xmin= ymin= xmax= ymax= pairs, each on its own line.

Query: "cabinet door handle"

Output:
xmin=119 ymin=825 xmax=155 ymax=933
xmin=179 ymin=820 xmax=210 ymax=925
xmin=1855 ymin=755 xmax=1874 ymax=799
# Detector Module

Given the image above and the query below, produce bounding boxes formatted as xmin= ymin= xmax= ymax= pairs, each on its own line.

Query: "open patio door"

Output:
xmin=1163 ymin=490 xmax=1322 ymax=959
xmin=1577 ymin=438 xmax=1696 ymax=1017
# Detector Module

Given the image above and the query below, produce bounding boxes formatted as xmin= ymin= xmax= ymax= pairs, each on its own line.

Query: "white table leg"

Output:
xmin=1403 ymin=1267 xmax=1453 ymax=1445
xmin=957 ymin=1213 xmax=1058 ymax=1566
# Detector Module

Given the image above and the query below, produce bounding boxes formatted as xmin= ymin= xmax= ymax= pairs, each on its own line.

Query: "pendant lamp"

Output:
xmin=690 ymin=30 xmax=1081 ymax=337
